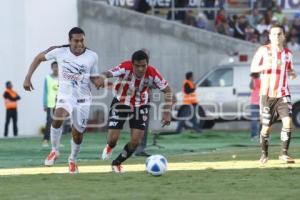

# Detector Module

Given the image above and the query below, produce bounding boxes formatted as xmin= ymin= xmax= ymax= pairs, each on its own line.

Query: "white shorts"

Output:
xmin=55 ymin=97 xmax=91 ymax=133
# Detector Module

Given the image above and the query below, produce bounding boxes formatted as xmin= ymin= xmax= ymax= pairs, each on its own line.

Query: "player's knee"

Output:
xmin=51 ymin=120 xmax=63 ymax=129
xmin=72 ymin=134 xmax=82 ymax=144
xmin=260 ymin=125 xmax=271 ymax=136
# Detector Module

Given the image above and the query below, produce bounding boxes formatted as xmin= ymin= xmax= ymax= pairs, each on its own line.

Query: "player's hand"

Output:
xmin=289 ymin=70 xmax=297 ymax=80
xmin=161 ymin=111 xmax=171 ymax=127
xmin=23 ymin=77 xmax=34 ymax=91
xmin=93 ymin=76 xmax=105 ymax=89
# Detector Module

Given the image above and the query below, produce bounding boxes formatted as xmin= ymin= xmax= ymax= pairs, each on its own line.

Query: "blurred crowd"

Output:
xmin=132 ymin=0 xmax=300 ymax=52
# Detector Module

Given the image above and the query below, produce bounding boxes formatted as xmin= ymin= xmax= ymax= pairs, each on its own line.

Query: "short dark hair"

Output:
xmin=51 ymin=61 xmax=58 ymax=67
xmin=131 ymin=50 xmax=149 ymax=63
xmin=269 ymin=24 xmax=285 ymax=34
xmin=5 ymin=81 xmax=11 ymax=88
xmin=186 ymin=72 xmax=193 ymax=80
xmin=68 ymin=27 xmax=85 ymax=40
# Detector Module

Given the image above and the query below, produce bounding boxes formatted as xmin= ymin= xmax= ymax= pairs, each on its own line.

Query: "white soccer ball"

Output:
xmin=145 ymin=154 xmax=168 ymax=176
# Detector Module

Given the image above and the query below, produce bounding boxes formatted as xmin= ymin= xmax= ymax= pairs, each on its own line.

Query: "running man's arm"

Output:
xmin=287 ymin=53 xmax=297 ymax=80
xmin=250 ymin=46 xmax=265 ymax=73
xmin=23 ymin=52 xmax=47 ymax=91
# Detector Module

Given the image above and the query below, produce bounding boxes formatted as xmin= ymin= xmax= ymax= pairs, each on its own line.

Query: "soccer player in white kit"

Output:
xmin=23 ymin=27 xmax=103 ymax=173
xmin=251 ymin=24 xmax=297 ymax=164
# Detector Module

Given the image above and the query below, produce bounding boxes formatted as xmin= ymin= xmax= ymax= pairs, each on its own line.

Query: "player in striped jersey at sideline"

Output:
xmin=250 ymin=24 xmax=297 ymax=164
xmin=100 ymin=50 xmax=173 ymax=173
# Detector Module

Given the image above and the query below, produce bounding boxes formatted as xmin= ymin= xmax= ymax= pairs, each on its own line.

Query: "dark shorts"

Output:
xmin=260 ymin=95 xmax=292 ymax=126
xmin=108 ymin=98 xmax=150 ymax=130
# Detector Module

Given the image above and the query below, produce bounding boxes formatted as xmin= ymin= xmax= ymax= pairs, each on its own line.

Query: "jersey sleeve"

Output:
xmin=151 ymin=68 xmax=168 ymax=91
xmin=108 ymin=64 xmax=127 ymax=77
xmin=90 ymin=53 xmax=100 ymax=77
xmin=44 ymin=46 xmax=62 ymax=61
xmin=250 ymin=47 xmax=265 ymax=73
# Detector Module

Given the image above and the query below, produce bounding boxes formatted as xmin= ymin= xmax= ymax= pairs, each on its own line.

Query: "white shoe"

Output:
xmin=112 ymin=164 xmax=124 ymax=173
xmin=68 ymin=158 xmax=79 ymax=174
xmin=259 ymin=155 xmax=268 ymax=165
xmin=44 ymin=150 xmax=59 ymax=166
xmin=101 ymin=144 xmax=113 ymax=160
xmin=279 ymin=155 xmax=295 ymax=164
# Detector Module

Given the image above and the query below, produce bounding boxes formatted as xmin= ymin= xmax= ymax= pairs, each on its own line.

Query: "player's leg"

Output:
xmin=111 ymin=105 xmax=149 ymax=173
xmin=259 ymin=96 xmax=273 ymax=164
xmin=102 ymin=129 xmax=121 ymax=160
xmin=44 ymin=100 xmax=71 ymax=166
xmin=112 ymin=128 xmax=144 ymax=173
xmin=68 ymin=100 xmax=91 ymax=173
xmin=101 ymin=98 xmax=127 ymax=160
xmin=277 ymin=96 xmax=295 ymax=163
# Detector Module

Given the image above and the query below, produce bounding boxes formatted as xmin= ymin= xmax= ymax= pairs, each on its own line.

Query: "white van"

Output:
xmin=175 ymin=61 xmax=300 ymax=129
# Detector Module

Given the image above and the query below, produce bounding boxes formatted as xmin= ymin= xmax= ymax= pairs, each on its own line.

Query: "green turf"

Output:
xmin=1 ymin=130 xmax=300 ymax=200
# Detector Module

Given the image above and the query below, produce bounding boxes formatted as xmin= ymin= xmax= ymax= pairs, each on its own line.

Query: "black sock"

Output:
xmin=260 ymin=134 xmax=269 ymax=157
xmin=112 ymin=143 xmax=136 ymax=165
xmin=281 ymin=128 xmax=291 ymax=156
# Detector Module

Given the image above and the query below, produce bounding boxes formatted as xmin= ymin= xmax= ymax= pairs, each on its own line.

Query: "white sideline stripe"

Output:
xmin=1 ymin=160 xmax=299 ymax=176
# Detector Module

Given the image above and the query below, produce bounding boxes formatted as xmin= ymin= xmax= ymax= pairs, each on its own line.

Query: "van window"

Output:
xmin=200 ymin=68 xmax=233 ymax=87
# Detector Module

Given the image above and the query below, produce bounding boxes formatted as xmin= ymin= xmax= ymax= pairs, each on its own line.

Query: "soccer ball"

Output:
xmin=145 ymin=154 xmax=168 ymax=176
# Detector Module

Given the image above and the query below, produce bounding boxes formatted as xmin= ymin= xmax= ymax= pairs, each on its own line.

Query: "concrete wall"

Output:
xmin=0 ymin=0 xmax=77 ymax=137
xmin=78 ymin=0 xmax=259 ymax=93
xmin=78 ymin=0 xmax=261 ymax=131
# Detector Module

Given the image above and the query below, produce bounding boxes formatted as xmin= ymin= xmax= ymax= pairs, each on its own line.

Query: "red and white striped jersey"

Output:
xmin=108 ymin=60 xmax=168 ymax=107
xmin=250 ymin=44 xmax=294 ymax=98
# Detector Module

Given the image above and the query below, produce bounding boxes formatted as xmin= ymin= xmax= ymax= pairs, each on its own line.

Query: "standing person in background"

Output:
xmin=3 ymin=81 xmax=21 ymax=137
xmin=176 ymin=72 xmax=202 ymax=133
xmin=249 ymin=72 xmax=261 ymax=141
xmin=42 ymin=61 xmax=59 ymax=147
xmin=251 ymin=24 xmax=297 ymax=164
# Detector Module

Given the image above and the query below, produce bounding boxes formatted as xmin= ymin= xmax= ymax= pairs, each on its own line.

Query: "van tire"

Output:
xmin=292 ymin=105 xmax=300 ymax=128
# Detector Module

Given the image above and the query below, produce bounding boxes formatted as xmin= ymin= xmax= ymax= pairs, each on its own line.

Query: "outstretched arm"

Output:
xmin=161 ymin=85 xmax=173 ymax=127
xmin=23 ymin=52 xmax=46 ymax=91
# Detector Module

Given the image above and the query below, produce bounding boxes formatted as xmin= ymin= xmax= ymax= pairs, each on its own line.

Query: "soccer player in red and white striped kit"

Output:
xmin=100 ymin=50 xmax=173 ymax=173
xmin=251 ymin=24 xmax=297 ymax=164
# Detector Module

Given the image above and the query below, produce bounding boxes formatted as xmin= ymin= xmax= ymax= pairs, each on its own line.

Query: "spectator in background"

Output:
xmin=234 ymin=15 xmax=248 ymax=40
xmin=216 ymin=17 xmax=230 ymax=35
xmin=273 ymin=5 xmax=286 ymax=25
xmin=249 ymin=73 xmax=260 ymax=141
xmin=287 ymin=37 xmax=300 ymax=52
xmin=183 ymin=10 xmax=197 ymax=27
xmin=3 ymin=81 xmax=21 ymax=137
xmin=264 ymin=8 xmax=273 ymax=25
xmin=286 ymin=27 xmax=298 ymax=43
xmin=215 ymin=8 xmax=226 ymax=26
xmin=256 ymin=17 xmax=270 ymax=35
xmin=42 ymin=61 xmax=59 ymax=147
xmin=247 ymin=8 xmax=262 ymax=28
xmin=176 ymin=72 xmax=202 ymax=133
xmin=203 ymin=0 xmax=216 ymax=20
xmin=292 ymin=16 xmax=300 ymax=42
xmin=134 ymin=0 xmax=151 ymax=14
xmin=260 ymin=29 xmax=270 ymax=44
xmin=196 ymin=12 xmax=208 ymax=29
xmin=167 ymin=0 xmax=189 ymax=21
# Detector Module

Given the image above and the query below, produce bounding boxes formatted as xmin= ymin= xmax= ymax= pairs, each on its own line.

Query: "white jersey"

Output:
xmin=44 ymin=45 xmax=99 ymax=99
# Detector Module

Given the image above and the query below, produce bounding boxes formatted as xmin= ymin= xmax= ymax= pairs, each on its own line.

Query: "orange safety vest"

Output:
xmin=4 ymin=89 xmax=18 ymax=109
xmin=182 ymin=80 xmax=197 ymax=105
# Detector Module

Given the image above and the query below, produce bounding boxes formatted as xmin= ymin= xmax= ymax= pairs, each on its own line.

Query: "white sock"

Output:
xmin=50 ymin=126 xmax=62 ymax=152
xmin=69 ymin=139 xmax=81 ymax=161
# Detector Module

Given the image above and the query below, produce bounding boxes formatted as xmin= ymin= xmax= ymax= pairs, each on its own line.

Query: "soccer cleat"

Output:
xmin=112 ymin=164 xmax=124 ymax=173
xmin=259 ymin=154 xmax=268 ymax=165
xmin=44 ymin=150 xmax=59 ymax=166
xmin=279 ymin=155 xmax=295 ymax=164
xmin=101 ymin=144 xmax=113 ymax=160
xmin=68 ymin=158 xmax=79 ymax=174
